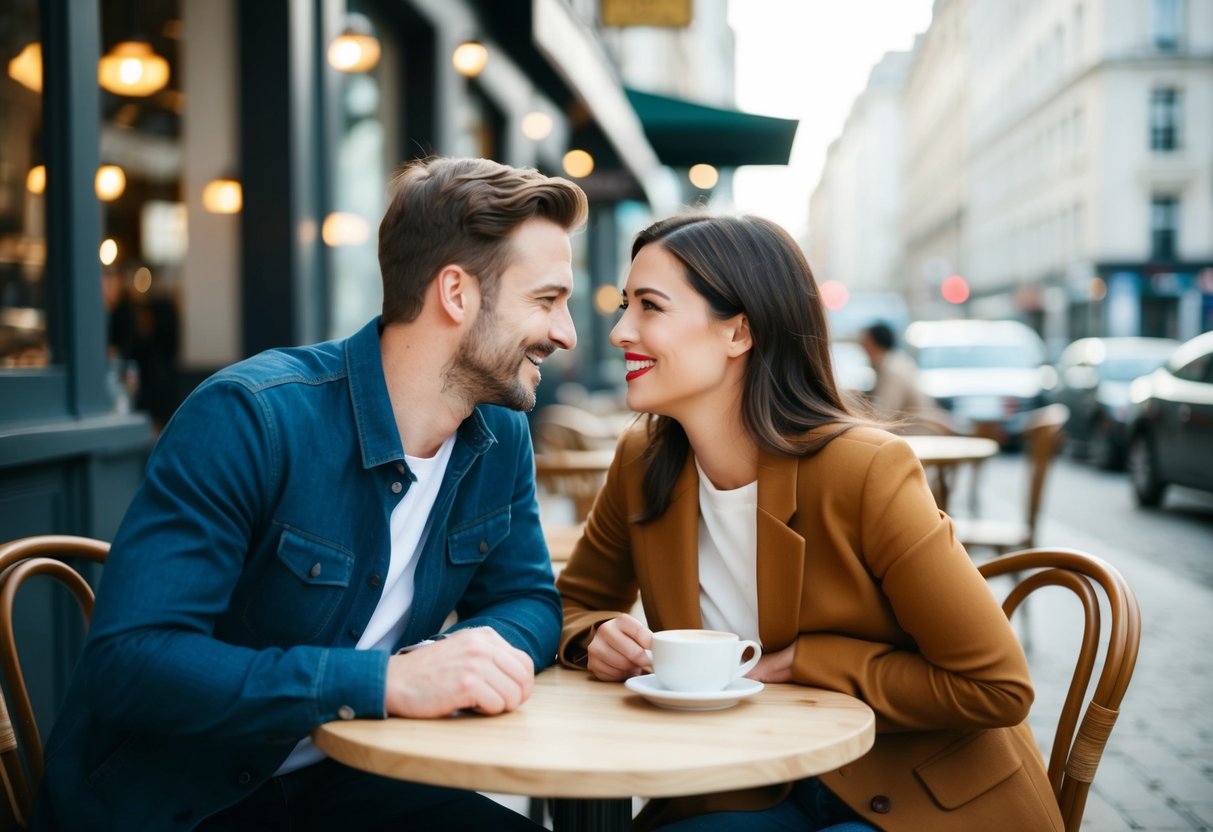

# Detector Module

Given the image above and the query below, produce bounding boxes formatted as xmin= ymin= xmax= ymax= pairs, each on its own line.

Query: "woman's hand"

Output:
xmin=586 ymin=614 xmax=653 ymax=682
xmin=747 ymin=640 xmax=795 ymax=683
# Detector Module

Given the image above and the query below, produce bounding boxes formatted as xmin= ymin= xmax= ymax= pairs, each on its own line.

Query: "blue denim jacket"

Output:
xmin=33 ymin=317 xmax=561 ymax=831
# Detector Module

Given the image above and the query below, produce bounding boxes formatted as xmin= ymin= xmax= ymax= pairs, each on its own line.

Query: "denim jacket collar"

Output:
xmin=345 ymin=316 xmax=495 ymax=470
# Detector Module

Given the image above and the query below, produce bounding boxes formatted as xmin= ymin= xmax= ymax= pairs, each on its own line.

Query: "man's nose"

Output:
xmin=551 ymin=303 xmax=577 ymax=351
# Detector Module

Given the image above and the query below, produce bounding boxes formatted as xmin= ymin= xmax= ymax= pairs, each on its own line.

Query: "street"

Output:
xmin=967 ymin=451 xmax=1213 ymax=830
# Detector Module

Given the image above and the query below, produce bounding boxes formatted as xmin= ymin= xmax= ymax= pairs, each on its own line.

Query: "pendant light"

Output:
xmin=98 ymin=40 xmax=170 ymax=97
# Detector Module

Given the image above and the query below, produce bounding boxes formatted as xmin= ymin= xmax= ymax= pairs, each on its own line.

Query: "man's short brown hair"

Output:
xmin=378 ymin=157 xmax=589 ymax=324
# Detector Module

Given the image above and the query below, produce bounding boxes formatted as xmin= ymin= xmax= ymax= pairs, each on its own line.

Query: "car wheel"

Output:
xmin=1128 ymin=433 xmax=1166 ymax=507
xmin=1090 ymin=424 xmax=1123 ymax=470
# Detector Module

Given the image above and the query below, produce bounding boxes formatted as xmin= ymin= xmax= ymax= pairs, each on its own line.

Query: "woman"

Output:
xmin=555 ymin=214 xmax=1063 ymax=832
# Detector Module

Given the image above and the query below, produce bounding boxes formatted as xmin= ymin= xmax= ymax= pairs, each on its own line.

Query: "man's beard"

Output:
xmin=444 ymin=313 xmax=553 ymax=412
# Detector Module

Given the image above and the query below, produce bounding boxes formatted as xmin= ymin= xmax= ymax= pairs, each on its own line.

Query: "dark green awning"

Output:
xmin=625 ymin=88 xmax=799 ymax=168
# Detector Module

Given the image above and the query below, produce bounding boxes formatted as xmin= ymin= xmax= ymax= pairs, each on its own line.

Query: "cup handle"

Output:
xmin=735 ymin=640 xmax=761 ymax=678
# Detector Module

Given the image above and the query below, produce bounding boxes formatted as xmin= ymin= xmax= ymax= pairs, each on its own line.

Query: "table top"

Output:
xmin=534 ymin=449 xmax=617 ymax=476
xmin=544 ymin=522 xmax=585 ymax=563
xmin=313 ymin=666 xmax=874 ymax=800
xmin=902 ymin=434 xmax=1000 ymax=465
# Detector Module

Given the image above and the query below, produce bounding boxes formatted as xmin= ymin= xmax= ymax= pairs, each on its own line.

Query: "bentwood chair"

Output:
xmin=955 ymin=404 xmax=1069 ymax=556
xmin=979 ymin=547 xmax=1141 ymax=832
xmin=0 ymin=535 xmax=108 ymax=829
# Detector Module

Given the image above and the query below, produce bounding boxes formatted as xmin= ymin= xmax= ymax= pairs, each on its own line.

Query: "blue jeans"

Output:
xmin=193 ymin=758 xmax=542 ymax=831
xmin=654 ymin=777 xmax=878 ymax=832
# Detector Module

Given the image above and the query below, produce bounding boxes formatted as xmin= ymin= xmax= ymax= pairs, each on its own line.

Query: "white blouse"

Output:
xmin=695 ymin=459 xmax=761 ymax=645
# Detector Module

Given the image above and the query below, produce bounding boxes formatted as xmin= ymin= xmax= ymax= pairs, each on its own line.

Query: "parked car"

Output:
xmin=1049 ymin=336 xmax=1179 ymax=468
xmin=1126 ymin=331 xmax=1213 ymax=507
xmin=904 ymin=319 xmax=1054 ymax=443
xmin=830 ymin=339 xmax=876 ymax=397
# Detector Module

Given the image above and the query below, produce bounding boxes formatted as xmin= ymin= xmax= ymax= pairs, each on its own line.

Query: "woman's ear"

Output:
xmin=726 ymin=314 xmax=753 ymax=357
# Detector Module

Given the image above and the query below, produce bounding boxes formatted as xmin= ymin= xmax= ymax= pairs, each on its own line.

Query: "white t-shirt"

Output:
xmin=275 ymin=434 xmax=456 ymax=775
xmin=695 ymin=459 xmax=761 ymax=645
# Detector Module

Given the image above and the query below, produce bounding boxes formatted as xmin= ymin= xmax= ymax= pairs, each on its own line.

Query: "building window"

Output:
xmin=1149 ymin=88 xmax=1181 ymax=151
xmin=1150 ymin=196 xmax=1178 ymax=261
xmin=1 ymin=3 xmax=47 ymax=368
xmin=1151 ymin=0 xmax=1182 ymax=51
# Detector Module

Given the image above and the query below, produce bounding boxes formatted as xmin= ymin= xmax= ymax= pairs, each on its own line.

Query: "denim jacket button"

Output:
xmin=235 ymin=770 xmax=253 ymax=786
xmin=337 ymin=705 xmax=355 ymax=720
xmin=309 ymin=563 xmax=321 ymax=578
xmin=479 ymin=540 xmax=489 ymax=554
xmin=368 ymin=574 xmax=382 ymax=587
xmin=391 ymin=481 xmax=403 ymax=494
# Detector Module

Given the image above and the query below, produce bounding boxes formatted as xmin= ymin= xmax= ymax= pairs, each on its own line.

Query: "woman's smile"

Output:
xmin=624 ymin=352 xmax=656 ymax=381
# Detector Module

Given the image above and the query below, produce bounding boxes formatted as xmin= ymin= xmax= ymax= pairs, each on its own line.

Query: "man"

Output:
xmin=858 ymin=321 xmax=938 ymax=424
xmin=32 ymin=157 xmax=588 ymax=831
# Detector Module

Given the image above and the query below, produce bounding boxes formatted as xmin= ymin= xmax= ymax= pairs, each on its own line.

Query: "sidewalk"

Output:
xmin=975 ymin=467 xmax=1213 ymax=831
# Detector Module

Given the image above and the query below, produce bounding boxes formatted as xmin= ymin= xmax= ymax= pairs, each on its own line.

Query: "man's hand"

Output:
xmin=385 ymin=628 xmax=535 ymax=718
xmin=586 ymin=614 xmax=652 ymax=682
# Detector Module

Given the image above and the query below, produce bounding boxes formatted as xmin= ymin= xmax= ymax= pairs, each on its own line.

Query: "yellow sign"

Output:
xmin=601 ymin=0 xmax=692 ymax=27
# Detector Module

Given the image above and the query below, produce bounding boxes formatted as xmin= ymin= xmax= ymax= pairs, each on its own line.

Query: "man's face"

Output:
xmin=446 ymin=218 xmax=576 ymax=411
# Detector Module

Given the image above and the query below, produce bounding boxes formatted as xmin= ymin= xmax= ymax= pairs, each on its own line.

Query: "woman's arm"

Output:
xmin=555 ymin=432 xmax=643 ymax=667
xmin=791 ymin=438 xmax=1033 ymax=733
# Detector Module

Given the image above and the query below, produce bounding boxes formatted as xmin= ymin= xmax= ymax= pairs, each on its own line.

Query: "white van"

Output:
xmin=904 ymin=319 xmax=1054 ymax=440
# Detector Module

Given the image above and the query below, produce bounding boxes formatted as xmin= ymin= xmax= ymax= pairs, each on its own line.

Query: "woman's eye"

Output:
xmin=641 ymin=299 xmax=659 ymax=311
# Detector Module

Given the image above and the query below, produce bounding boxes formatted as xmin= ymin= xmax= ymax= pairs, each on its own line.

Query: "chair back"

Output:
xmin=978 ymin=547 xmax=1141 ymax=832
xmin=534 ymin=404 xmax=618 ymax=452
xmin=0 ymin=535 xmax=108 ymax=829
xmin=1021 ymin=404 xmax=1069 ymax=535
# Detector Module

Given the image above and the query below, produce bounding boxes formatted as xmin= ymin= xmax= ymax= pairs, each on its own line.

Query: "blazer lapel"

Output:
xmin=756 ymin=449 xmax=806 ymax=648
xmin=638 ymin=452 xmax=702 ymax=631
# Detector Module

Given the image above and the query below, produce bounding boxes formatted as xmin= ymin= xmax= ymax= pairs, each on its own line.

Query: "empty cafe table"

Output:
xmin=313 ymin=665 xmax=875 ymax=832
xmin=902 ymin=434 xmax=1000 ymax=513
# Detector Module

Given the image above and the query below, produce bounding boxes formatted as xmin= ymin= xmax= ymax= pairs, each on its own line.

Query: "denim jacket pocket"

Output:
xmin=242 ymin=528 xmax=355 ymax=643
xmin=447 ymin=506 xmax=511 ymax=565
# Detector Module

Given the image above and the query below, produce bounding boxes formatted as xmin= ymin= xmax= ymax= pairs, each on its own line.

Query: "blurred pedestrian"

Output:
xmin=859 ymin=321 xmax=940 ymax=426
xmin=557 ymin=214 xmax=1062 ymax=832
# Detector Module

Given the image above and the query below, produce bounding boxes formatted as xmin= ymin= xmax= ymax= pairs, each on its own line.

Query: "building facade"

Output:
xmin=964 ymin=0 xmax=1213 ymax=349
xmin=807 ymin=50 xmax=914 ymax=293
xmin=900 ymin=0 xmax=970 ymax=318
xmin=810 ymin=0 xmax=1212 ymax=350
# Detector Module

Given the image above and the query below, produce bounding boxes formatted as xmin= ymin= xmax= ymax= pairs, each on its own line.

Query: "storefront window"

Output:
xmin=328 ymin=9 xmax=390 ymax=339
xmin=1 ymin=0 xmax=48 ymax=368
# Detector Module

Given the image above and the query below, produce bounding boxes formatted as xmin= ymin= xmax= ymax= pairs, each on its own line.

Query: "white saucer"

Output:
xmin=624 ymin=674 xmax=764 ymax=711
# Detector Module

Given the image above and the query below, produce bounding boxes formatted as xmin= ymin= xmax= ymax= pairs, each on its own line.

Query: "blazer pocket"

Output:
xmin=914 ymin=728 xmax=1024 ymax=810
xmin=242 ymin=529 xmax=354 ymax=643
xmin=447 ymin=506 xmax=511 ymax=565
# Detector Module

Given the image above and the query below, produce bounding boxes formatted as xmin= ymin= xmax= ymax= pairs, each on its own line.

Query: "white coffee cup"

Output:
xmin=645 ymin=629 xmax=761 ymax=692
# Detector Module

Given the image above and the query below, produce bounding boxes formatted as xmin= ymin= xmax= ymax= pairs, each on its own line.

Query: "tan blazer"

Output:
xmin=556 ymin=423 xmax=1064 ymax=832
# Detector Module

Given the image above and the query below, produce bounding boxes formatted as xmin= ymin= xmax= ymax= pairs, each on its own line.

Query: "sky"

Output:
xmin=727 ymin=0 xmax=935 ymax=241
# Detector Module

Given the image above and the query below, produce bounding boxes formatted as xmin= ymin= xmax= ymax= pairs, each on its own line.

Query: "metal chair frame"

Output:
xmin=979 ymin=547 xmax=1141 ymax=832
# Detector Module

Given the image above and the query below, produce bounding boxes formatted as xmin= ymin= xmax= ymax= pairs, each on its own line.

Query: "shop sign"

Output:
xmin=601 ymin=0 xmax=692 ymax=27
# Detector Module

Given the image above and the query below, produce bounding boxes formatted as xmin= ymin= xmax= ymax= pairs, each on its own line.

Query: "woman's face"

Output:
xmin=609 ymin=243 xmax=748 ymax=420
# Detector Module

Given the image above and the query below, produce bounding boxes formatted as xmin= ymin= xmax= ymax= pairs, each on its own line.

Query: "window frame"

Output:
xmin=0 ymin=0 xmax=109 ymax=427
xmin=1149 ymin=87 xmax=1181 ymax=152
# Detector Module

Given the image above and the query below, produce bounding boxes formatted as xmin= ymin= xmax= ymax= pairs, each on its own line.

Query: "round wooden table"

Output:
xmin=902 ymin=434 xmax=1000 ymax=512
xmin=313 ymin=666 xmax=875 ymax=831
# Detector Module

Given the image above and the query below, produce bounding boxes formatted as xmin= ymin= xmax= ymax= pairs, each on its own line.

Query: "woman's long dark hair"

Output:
xmin=633 ymin=214 xmax=864 ymax=521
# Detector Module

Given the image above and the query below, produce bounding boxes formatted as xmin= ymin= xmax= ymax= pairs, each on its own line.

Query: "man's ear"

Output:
xmin=726 ymin=314 xmax=753 ymax=357
xmin=434 ymin=265 xmax=479 ymax=325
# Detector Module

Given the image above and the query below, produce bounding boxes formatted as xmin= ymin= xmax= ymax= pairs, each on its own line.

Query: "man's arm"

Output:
xmin=83 ymin=379 xmax=387 ymax=742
